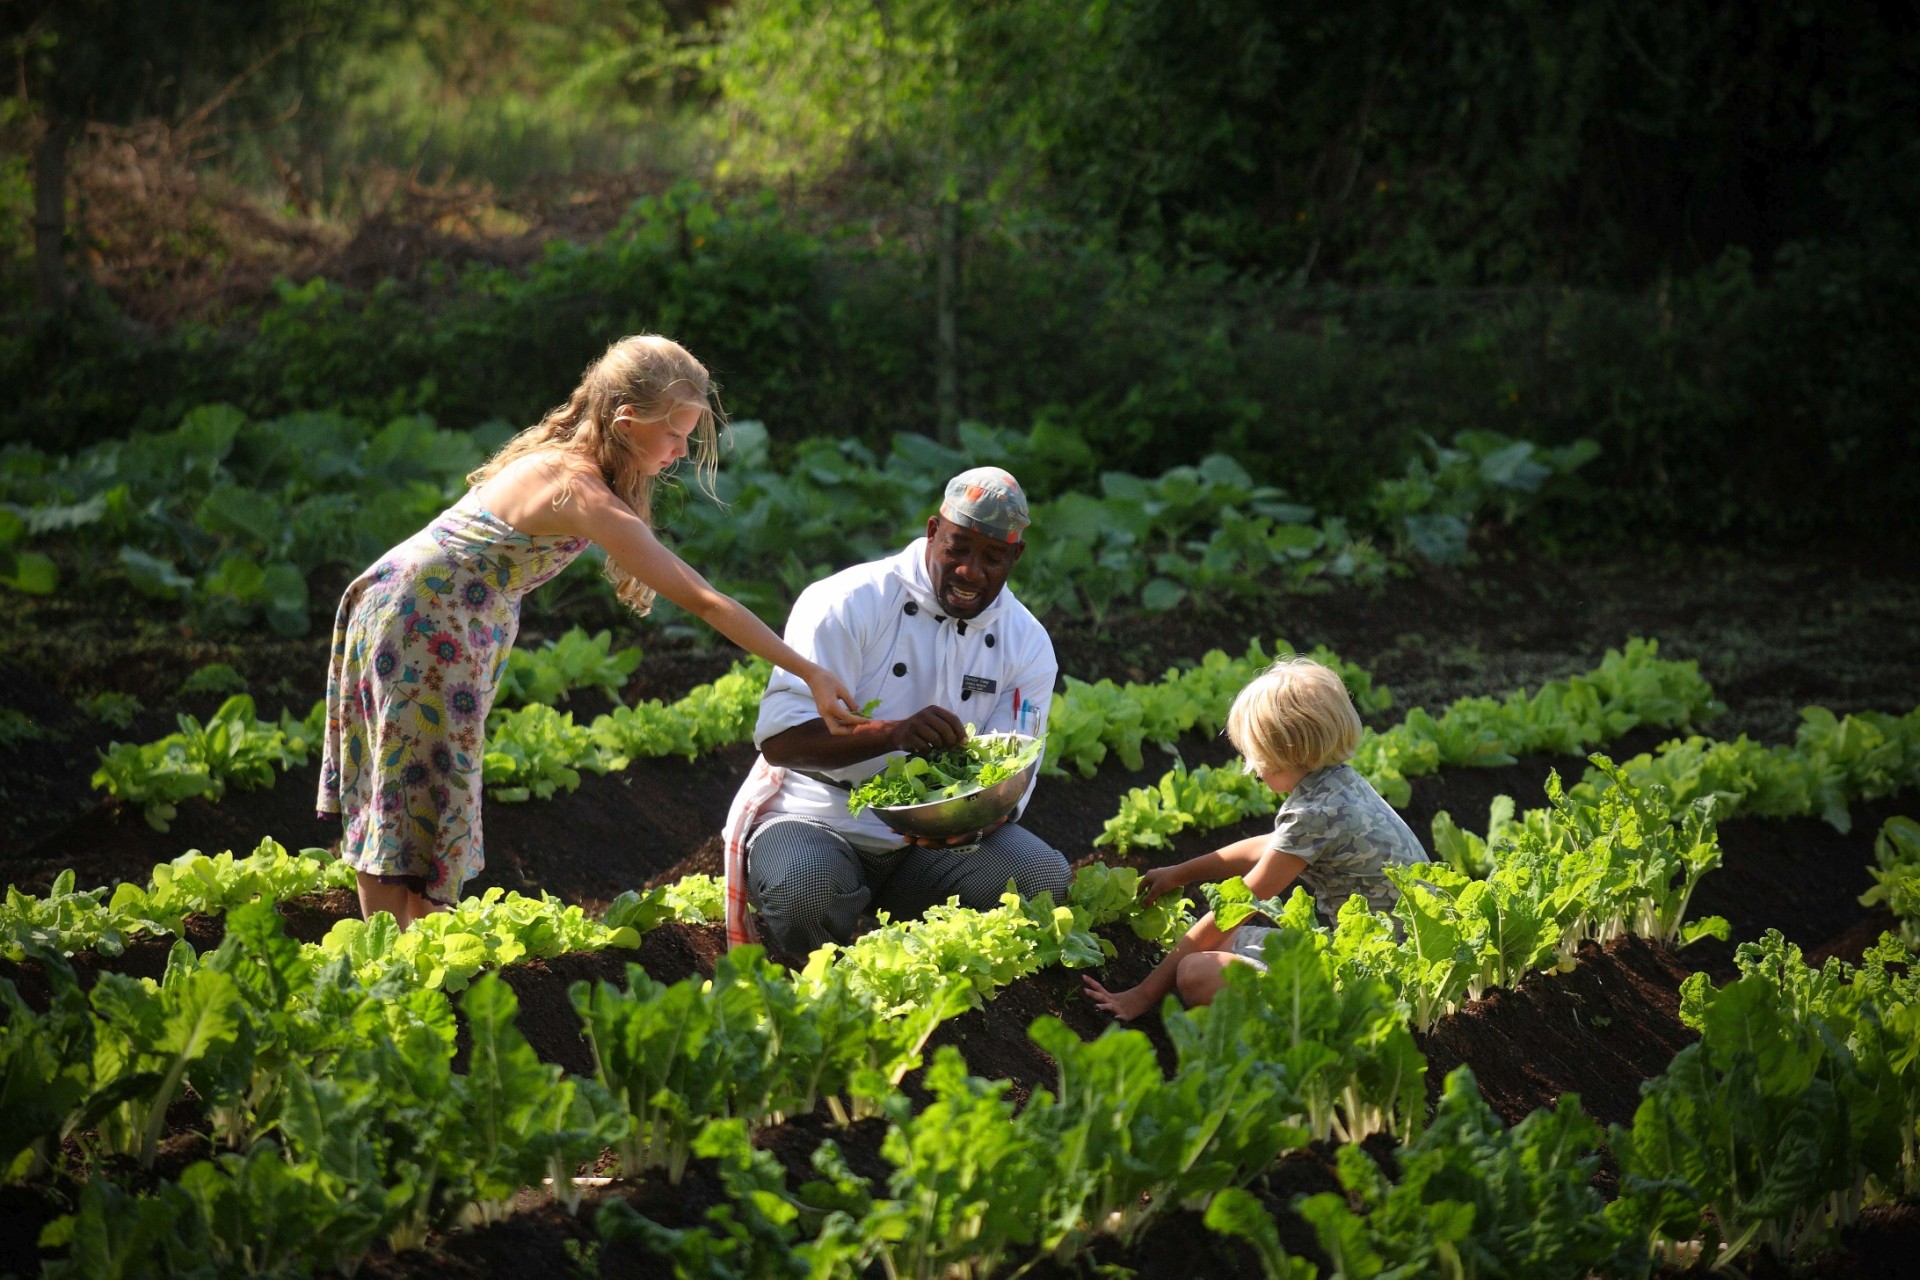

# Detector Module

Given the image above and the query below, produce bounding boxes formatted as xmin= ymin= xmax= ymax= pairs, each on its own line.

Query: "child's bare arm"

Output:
xmin=1140 ymin=833 xmax=1271 ymax=903
xmin=1089 ymin=845 xmax=1310 ymax=1021
xmin=1083 ymin=907 xmax=1231 ymax=1021
xmin=1243 ymin=845 xmax=1309 ymax=901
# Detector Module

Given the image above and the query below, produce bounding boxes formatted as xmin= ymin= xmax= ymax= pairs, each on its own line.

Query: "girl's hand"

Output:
xmin=1140 ymin=864 xmax=1185 ymax=906
xmin=806 ymin=667 xmax=866 ymax=734
xmin=1081 ymin=975 xmax=1158 ymax=1022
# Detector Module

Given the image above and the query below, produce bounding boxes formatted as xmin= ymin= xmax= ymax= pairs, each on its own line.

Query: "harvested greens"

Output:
xmin=847 ymin=731 xmax=1044 ymax=815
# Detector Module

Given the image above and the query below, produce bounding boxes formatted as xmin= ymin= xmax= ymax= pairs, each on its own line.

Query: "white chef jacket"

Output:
xmin=747 ymin=537 xmax=1057 ymax=852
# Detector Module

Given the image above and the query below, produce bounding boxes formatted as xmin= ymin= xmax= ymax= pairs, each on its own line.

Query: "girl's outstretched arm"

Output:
xmin=492 ymin=462 xmax=864 ymax=731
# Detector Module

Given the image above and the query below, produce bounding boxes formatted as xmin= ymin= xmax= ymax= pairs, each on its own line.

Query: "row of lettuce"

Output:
xmin=21 ymin=711 xmax=1920 ymax=1023
xmin=1100 ymin=681 xmax=1920 ymax=854
xmin=89 ymin=631 xmax=1698 ymax=835
xmin=6 ymin=748 xmax=1919 ymax=1276
xmin=0 ymin=398 xmax=1595 ymax=634
xmin=86 ymin=625 xmax=1379 ymax=824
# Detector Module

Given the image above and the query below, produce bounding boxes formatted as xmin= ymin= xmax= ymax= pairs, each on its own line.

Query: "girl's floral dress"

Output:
xmin=318 ymin=490 xmax=588 ymax=903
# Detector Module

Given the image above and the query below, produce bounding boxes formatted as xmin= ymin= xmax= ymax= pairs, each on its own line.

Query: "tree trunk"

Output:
xmin=934 ymin=194 xmax=960 ymax=445
xmin=33 ymin=116 xmax=74 ymax=313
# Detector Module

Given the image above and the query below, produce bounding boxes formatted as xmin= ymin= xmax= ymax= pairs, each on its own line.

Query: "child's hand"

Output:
xmin=1081 ymin=975 xmax=1158 ymax=1022
xmin=1139 ymin=864 xmax=1185 ymax=905
xmin=806 ymin=668 xmax=867 ymax=734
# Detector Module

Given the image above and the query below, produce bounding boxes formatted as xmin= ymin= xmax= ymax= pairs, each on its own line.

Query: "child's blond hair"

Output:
xmin=467 ymin=333 xmax=726 ymax=615
xmin=1225 ymin=656 xmax=1362 ymax=774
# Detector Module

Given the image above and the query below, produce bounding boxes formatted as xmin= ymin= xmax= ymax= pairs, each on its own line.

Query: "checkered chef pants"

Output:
xmin=745 ymin=816 xmax=1072 ymax=960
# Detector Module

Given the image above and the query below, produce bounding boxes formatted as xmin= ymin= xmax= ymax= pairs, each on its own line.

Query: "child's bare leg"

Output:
xmin=405 ymin=891 xmax=448 ymax=927
xmin=356 ymin=871 xmax=414 ymax=923
xmin=1174 ymin=950 xmax=1251 ymax=1008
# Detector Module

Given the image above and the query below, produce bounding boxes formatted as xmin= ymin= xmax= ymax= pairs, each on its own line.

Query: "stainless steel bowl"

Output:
xmin=870 ymin=733 xmax=1044 ymax=842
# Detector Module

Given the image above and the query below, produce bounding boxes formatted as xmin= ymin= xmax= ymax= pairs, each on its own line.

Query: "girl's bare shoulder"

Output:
xmin=473 ymin=449 xmax=612 ymax=534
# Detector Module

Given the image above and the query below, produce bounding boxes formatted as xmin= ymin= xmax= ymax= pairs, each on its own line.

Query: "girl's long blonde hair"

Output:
xmin=466 ymin=333 xmax=726 ymax=615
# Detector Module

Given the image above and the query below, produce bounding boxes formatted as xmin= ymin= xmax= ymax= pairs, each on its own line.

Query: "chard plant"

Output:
xmin=1428 ymin=794 xmax=1513 ymax=878
xmin=0 ymin=962 xmax=97 ymax=1183
xmin=1203 ymin=1188 xmax=1315 ymax=1280
xmin=85 ymin=949 xmax=245 ymax=1169
xmin=40 ymin=1141 xmax=390 ymax=1280
xmin=1298 ymin=1067 xmax=1640 ymax=1280
xmin=1172 ymin=898 xmax=1427 ymax=1144
xmin=458 ymin=975 xmax=627 ymax=1223
xmin=596 ymin=1118 xmax=872 ymax=1280
xmin=868 ymin=1047 xmax=1048 ymax=1280
xmin=573 ymin=949 xmax=838 ymax=1183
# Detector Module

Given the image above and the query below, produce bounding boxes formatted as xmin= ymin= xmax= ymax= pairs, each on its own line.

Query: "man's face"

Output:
xmin=924 ymin=516 xmax=1024 ymax=619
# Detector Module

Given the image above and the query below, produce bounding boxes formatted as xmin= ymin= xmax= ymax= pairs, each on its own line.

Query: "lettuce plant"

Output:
xmin=1860 ymin=815 xmax=1920 ymax=948
xmin=494 ymin=626 xmax=642 ymax=706
xmin=91 ymin=694 xmax=320 ymax=830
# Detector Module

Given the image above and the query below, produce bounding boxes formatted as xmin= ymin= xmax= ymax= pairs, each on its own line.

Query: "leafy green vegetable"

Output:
xmin=1205 ymin=1188 xmax=1315 ymax=1280
xmin=1860 ymin=816 xmax=1920 ymax=948
xmin=91 ymin=694 xmax=316 ymax=830
xmin=846 ymin=730 xmax=1043 ymax=814
xmin=176 ymin=662 xmax=248 ymax=698
xmin=1299 ymin=1067 xmax=1638 ymax=1278
xmin=494 ymin=627 xmax=642 ymax=706
xmin=1610 ymin=933 xmax=1919 ymax=1268
xmin=1100 ymin=639 xmax=1720 ymax=852
xmin=77 ymin=690 xmax=142 ymax=729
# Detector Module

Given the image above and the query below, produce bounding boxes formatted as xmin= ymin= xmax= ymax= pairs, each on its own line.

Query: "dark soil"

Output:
xmin=6 ymin=544 xmax=1919 ymax=1277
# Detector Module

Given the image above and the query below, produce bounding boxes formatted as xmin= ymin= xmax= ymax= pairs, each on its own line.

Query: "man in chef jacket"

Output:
xmin=725 ymin=466 xmax=1071 ymax=959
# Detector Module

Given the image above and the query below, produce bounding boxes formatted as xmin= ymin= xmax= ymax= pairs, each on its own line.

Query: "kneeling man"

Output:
xmin=723 ymin=466 xmax=1070 ymax=956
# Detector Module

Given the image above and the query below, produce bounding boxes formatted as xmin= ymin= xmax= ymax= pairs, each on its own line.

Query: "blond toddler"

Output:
xmin=1083 ymin=655 xmax=1428 ymax=1019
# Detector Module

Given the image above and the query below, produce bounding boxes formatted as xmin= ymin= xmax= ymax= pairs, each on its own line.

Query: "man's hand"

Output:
xmin=762 ymin=703 xmax=963 ymax=773
xmin=886 ymin=705 xmax=968 ymax=756
xmin=901 ymin=812 xmax=1010 ymax=849
xmin=1081 ymin=975 xmax=1159 ymax=1022
xmin=1139 ymin=864 xmax=1186 ymax=906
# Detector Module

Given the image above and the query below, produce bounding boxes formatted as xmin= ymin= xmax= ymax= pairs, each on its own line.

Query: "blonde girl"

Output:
xmin=318 ymin=334 xmax=863 ymax=927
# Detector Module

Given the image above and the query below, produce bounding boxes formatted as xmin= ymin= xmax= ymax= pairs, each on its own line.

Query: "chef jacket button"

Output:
xmin=903 ymin=601 xmax=918 ymax=616
xmin=960 ymin=689 xmax=972 ymax=701
xmin=985 ymin=634 xmax=996 ymax=648
xmin=892 ymin=662 xmax=908 ymax=677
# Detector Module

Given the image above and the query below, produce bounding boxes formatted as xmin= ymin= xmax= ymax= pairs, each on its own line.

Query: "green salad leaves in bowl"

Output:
xmin=847 ymin=731 xmax=1046 ymax=841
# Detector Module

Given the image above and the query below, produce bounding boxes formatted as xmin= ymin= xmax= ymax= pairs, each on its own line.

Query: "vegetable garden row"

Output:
xmin=5 ymin=631 xmax=1919 ymax=1278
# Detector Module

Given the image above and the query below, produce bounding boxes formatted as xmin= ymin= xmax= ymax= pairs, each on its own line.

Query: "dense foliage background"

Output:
xmin=3 ymin=0 xmax=1915 ymax=543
